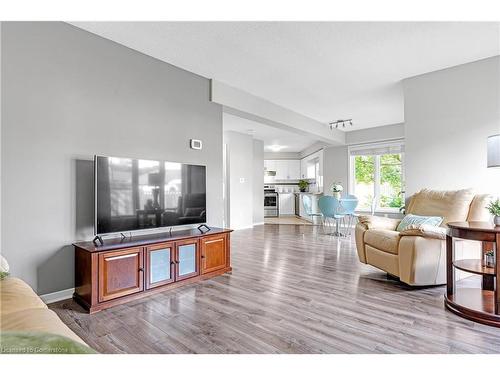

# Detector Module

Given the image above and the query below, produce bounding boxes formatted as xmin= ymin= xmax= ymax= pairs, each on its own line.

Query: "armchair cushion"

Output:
xmin=357 ymin=215 xmax=401 ymax=231
xmin=467 ymin=194 xmax=491 ymax=222
xmin=406 ymin=188 xmax=474 ymax=225
xmin=399 ymin=224 xmax=448 ymax=240
xmin=364 ymin=229 xmax=400 ymax=255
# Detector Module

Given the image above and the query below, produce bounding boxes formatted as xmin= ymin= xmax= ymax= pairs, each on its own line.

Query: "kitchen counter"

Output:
xmin=296 ymin=193 xmax=322 ymax=223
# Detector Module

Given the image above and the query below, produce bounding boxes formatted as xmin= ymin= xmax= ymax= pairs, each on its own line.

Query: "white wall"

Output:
xmin=322 ymin=123 xmax=405 ymax=196
xmin=1 ymin=22 xmax=224 ymax=294
xmin=211 ymin=80 xmax=345 ymax=145
xmin=253 ymin=139 xmax=264 ymax=224
xmin=346 ymin=123 xmax=404 ymax=145
xmin=299 ymin=141 xmax=329 ymax=159
xmin=0 ymin=22 xmax=2 ymax=251
xmin=323 ymin=146 xmax=349 ymax=195
xmin=403 ymin=56 xmax=500 ymax=196
xmin=264 ymin=152 xmax=301 ymax=160
xmin=224 ymin=130 xmax=254 ymax=229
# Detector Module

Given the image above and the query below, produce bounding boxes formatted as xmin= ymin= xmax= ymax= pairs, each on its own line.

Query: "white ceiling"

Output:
xmin=72 ymin=22 xmax=500 ymax=130
xmin=223 ymin=113 xmax=316 ymax=152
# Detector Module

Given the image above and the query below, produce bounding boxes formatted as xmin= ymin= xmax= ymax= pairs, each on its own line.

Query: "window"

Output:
xmin=349 ymin=141 xmax=405 ymax=212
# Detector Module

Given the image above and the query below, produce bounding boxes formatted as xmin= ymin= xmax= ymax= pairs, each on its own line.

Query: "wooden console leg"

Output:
xmin=446 ymin=235 xmax=454 ymax=296
xmin=496 ymin=234 xmax=500 ymax=315
xmin=483 ymin=275 xmax=495 ymax=291
xmin=482 ymin=242 xmax=495 ymax=291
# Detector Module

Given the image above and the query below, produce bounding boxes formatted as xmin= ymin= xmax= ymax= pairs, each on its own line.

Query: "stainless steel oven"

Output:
xmin=264 ymin=186 xmax=279 ymax=217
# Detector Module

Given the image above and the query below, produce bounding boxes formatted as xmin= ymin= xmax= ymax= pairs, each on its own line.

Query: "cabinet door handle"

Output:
xmin=105 ymin=253 xmax=137 ymax=261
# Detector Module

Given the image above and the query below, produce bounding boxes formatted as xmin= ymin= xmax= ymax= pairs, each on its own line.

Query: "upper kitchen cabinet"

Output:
xmin=300 ymin=150 xmax=324 ymax=192
xmin=264 ymin=160 xmax=276 ymax=174
xmin=287 ymin=160 xmax=301 ymax=179
xmin=274 ymin=160 xmax=288 ymax=180
xmin=264 ymin=159 xmax=301 ymax=181
xmin=264 ymin=160 xmax=276 ymax=183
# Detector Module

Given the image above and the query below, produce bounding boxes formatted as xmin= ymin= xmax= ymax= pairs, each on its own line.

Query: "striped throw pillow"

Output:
xmin=396 ymin=214 xmax=443 ymax=232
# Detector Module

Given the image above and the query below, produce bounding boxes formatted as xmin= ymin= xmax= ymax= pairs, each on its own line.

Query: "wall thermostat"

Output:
xmin=190 ymin=139 xmax=203 ymax=150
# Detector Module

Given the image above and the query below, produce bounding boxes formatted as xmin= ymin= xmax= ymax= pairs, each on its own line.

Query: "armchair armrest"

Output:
xmin=399 ymin=224 xmax=448 ymax=240
xmin=357 ymin=215 xmax=401 ymax=231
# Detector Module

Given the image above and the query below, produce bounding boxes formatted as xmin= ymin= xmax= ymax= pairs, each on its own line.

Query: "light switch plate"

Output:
xmin=239 ymin=177 xmax=245 ymax=183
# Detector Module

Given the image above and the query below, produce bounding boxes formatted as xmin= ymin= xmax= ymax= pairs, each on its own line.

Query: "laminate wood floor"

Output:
xmin=264 ymin=216 xmax=312 ymax=225
xmin=50 ymin=224 xmax=500 ymax=354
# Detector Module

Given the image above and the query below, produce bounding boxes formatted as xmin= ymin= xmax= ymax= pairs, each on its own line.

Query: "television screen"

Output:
xmin=95 ymin=156 xmax=206 ymax=235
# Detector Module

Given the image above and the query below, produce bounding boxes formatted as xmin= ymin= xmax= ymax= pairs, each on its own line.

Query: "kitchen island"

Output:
xmin=295 ymin=192 xmax=323 ymax=223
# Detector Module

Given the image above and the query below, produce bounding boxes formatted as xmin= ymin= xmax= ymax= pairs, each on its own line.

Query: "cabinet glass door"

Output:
xmin=176 ymin=241 xmax=199 ymax=280
xmin=146 ymin=245 xmax=174 ymax=289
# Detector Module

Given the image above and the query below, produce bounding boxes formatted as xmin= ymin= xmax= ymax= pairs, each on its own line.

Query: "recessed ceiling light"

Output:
xmin=268 ymin=145 xmax=287 ymax=152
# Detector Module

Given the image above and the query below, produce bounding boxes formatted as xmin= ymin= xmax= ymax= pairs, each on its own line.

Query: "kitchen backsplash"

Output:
xmin=268 ymin=180 xmax=319 ymax=193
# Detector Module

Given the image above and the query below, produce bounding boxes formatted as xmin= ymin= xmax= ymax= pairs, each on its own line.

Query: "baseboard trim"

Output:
xmin=40 ymin=288 xmax=74 ymax=304
xmin=253 ymin=222 xmax=264 ymax=226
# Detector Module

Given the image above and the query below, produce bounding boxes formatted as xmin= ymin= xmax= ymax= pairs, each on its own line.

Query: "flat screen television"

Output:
xmin=95 ymin=155 xmax=206 ymax=235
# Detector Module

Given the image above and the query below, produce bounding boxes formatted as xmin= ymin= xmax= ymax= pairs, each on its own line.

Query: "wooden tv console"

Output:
xmin=73 ymin=227 xmax=232 ymax=313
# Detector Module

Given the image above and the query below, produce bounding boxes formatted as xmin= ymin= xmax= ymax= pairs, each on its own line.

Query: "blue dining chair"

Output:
xmin=318 ymin=196 xmax=346 ymax=236
xmin=302 ymin=194 xmax=323 ymax=225
xmin=339 ymin=196 xmax=359 ymax=236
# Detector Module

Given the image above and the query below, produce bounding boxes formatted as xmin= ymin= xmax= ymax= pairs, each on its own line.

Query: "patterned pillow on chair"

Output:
xmin=396 ymin=214 xmax=443 ymax=232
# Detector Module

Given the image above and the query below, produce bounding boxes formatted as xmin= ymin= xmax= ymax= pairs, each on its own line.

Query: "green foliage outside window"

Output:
xmin=354 ymin=155 xmax=374 ymax=184
xmin=380 ymin=154 xmax=401 ymax=187
xmin=354 ymin=153 xmax=403 ymax=210
xmin=380 ymin=154 xmax=403 ymax=208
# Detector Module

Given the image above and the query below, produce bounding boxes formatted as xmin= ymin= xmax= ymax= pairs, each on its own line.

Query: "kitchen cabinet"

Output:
xmin=264 ymin=160 xmax=276 ymax=173
xmin=264 ymin=159 xmax=301 ymax=181
xmin=298 ymin=193 xmax=322 ymax=223
xmin=274 ymin=160 xmax=288 ymax=180
xmin=300 ymin=150 xmax=324 ymax=192
xmin=287 ymin=160 xmax=301 ymax=179
xmin=264 ymin=160 xmax=277 ymax=183
xmin=279 ymin=193 xmax=295 ymax=215
xmin=300 ymin=159 xmax=307 ymax=179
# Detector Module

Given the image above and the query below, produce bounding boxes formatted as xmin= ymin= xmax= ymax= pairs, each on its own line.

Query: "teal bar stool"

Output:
xmin=302 ymin=194 xmax=323 ymax=225
xmin=318 ymin=196 xmax=346 ymax=236
xmin=339 ymin=195 xmax=359 ymax=236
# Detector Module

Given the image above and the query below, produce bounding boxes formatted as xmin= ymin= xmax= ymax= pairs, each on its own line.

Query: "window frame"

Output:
xmin=348 ymin=140 xmax=405 ymax=213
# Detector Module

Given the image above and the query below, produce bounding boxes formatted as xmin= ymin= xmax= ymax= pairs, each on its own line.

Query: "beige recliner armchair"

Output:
xmin=355 ymin=189 xmax=490 ymax=286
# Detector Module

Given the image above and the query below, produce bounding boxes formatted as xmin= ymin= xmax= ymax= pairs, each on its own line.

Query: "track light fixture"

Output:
xmin=329 ymin=119 xmax=353 ymax=130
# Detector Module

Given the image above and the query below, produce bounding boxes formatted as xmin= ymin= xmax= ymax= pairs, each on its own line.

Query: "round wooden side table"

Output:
xmin=445 ymin=221 xmax=500 ymax=327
